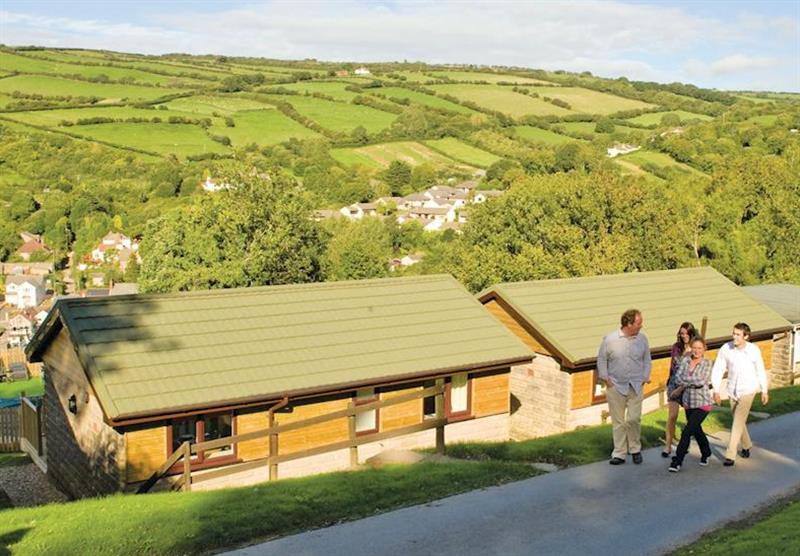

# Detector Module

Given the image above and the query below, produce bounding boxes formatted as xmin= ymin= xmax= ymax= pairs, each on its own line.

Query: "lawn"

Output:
xmin=674 ymin=488 xmax=800 ymax=555
xmin=429 ymin=84 xmax=573 ymax=117
xmin=0 ymin=75 xmax=185 ymax=102
xmin=330 ymin=141 xmax=471 ymax=171
xmin=207 ymin=109 xmax=320 ymax=146
xmin=68 ymin=122 xmax=229 ymax=157
xmin=0 ymin=377 xmax=44 ymax=399
xmin=625 ymin=110 xmax=713 ymax=126
xmin=369 ymin=86 xmax=475 ymax=114
xmin=263 ymin=94 xmax=398 ymax=133
xmin=513 ymin=126 xmax=580 ymax=145
xmin=0 ymin=51 xmax=204 ymax=87
xmin=0 ymin=461 xmax=539 ymax=555
xmin=164 ymin=94 xmax=271 ymax=115
xmin=428 ymin=70 xmax=555 ymax=85
xmin=424 ymin=137 xmax=501 ymax=168
xmin=530 ymin=86 xmax=655 ymax=115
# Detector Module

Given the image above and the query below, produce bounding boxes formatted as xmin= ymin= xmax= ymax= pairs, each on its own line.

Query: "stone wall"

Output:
xmin=509 ymin=358 xmax=570 ymax=440
xmin=769 ymin=332 xmax=794 ymax=387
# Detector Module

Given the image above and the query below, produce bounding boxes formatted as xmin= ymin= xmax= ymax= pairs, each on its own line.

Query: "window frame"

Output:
xmin=166 ymin=410 xmax=239 ymax=472
xmin=445 ymin=373 xmax=472 ymax=422
xmin=592 ymin=370 xmax=608 ymax=405
xmin=353 ymin=387 xmax=379 ymax=436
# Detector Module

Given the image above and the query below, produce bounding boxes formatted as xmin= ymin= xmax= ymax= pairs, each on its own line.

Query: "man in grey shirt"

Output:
xmin=597 ymin=308 xmax=652 ymax=465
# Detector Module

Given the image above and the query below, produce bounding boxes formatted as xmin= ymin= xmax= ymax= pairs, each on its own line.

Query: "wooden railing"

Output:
xmin=20 ymin=396 xmax=42 ymax=456
xmin=0 ymin=407 xmax=20 ymax=452
xmin=138 ymin=380 xmax=446 ymax=494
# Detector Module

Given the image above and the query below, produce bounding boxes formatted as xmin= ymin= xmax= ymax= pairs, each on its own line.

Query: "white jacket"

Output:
xmin=711 ymin=341 xmax=768 ymax=400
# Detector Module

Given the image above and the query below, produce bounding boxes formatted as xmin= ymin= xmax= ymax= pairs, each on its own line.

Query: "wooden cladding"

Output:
xmin=484 ymin=300 xmax=550 ymax=355
xmin=570 ymin=371 xmax=594 ymax=409
xmin=380 ymin=387 xmax=422 ymax=431
xmin=276 ymin=398 xmax=350 ymax=455
xmin=237 ymin=410 xmax=269 ymax=461
xmin=125 ymin=426 xmax=167 ymax=483
xmin=472 ymin=372 xmax=509 ymax=417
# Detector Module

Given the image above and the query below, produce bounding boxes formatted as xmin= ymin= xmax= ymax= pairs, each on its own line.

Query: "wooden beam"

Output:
xmin=348 ymin=400 xmax=358 ymax=468
xmin=435 ymin=378 xmax=445 ymax=455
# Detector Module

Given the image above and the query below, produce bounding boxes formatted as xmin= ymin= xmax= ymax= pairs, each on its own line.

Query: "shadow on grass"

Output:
xmin=0 ymin=528 xmax=31 ymax=556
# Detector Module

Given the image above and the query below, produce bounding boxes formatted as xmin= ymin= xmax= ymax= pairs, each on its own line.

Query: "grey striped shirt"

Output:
xmin=597 ymin=329 xmax=652 ymax=395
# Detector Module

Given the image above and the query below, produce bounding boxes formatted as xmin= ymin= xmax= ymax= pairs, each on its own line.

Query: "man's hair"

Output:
xmin=620 ymin=309 xmax=641 ymax=327
xmin=733 ymin=322 xmax=751 ymax=339
xmin=690 ymin=335 xmax=706 ymax=347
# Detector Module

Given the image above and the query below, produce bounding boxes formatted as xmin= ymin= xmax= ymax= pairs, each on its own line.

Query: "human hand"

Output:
xmin=761 ymin=392 xmax=769 ymax=405
xmin=713 ymin=393 xmax=721 ymax=405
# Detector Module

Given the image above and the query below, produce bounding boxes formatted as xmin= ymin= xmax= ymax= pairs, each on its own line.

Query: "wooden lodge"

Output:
xmin=478 ymin=267 xmax=793 ymax=440
xmin=25 ymin=275 xmax=533 ymax=498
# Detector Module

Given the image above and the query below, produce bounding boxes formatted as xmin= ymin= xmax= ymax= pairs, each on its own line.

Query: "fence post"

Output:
xmin=348 ymin=400 xmax=358 ymax=468
xmin=435 ymin=378 xmax=445 ymax=455
xmin=182 ymin=442 xmax=191 ymax=492
xmin=268 ymin=411 xmax=278 ymax=481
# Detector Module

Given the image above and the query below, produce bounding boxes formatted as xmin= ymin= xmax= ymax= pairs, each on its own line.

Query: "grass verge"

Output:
xmin=0 ymin=377 xmax=44 ymax=399
xmin=0 ymin=461 xmax=539 ymax=555
xmin=672 ymin=487 xmax=800 ymax=555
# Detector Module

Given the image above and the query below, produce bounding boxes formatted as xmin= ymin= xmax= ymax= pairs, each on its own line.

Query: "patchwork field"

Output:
xmin=625 ymin=110 xmax=713 ymax=126
xmin=429 ymin=84 xmax=573 ymax=117
xmin=2 ymin=106 xmax=200 ymax=127
xmin=428 ymin=71 xmax=555 ymax=85
xmin=743 ymin=114 xmax=780 ymax=125
xmin=618 ymin=150 xmax=707 ymax=177
xmin=278 ymin=81 xmax=360 ymax=101
xmin=164 ymin=95 xmax=270 ymax=115
xmin=67 ymin=122 xmax=229 ymax=157
xmin=0 ymin=92 xmax=16 ymax=108
xmin=264 ymin=94 xmax=397 ymax=133
xmin=555 ymin=121 xmax=644 ymax=136
xmin=331 ymin=141 xmax=473 ymax=170
xmin=513 ymin=126 xmax=580 ymax=145
xmin=0 ymin=75 xmax=185 ymax=101
xmin=424 ymin=137 xmax=501 ymax=167
xmin=0 ymin=51 xmax=205 ymax=86
xmin=529 ymin=86 xmax=654 ymax=115
xmin=370 ymin=87 xmax=475 ymax=114
xmin=208 ymin=109 xmax=320 ymax=146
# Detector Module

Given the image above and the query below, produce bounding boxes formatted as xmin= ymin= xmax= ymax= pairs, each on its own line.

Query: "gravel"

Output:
xmin=0 ymin=461 xmax=68 ymax=508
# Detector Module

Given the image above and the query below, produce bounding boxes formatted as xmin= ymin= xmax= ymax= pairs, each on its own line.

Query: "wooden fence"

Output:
xmin=139 ymin=380 xmax=447 ymax=494
xmin=0 ymin=407 xmax=20 ymax=452
xmin=1 ymin=347 xmax=42 ymax=377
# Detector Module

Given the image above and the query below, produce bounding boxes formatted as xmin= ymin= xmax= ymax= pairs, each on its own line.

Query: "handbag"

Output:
xmin=668 ymin=384 xmax=686 ymax=402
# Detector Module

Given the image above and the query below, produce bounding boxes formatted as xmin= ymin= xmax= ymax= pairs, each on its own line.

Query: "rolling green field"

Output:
xmin=0 ymin=92 xmax=16 ymax=108
xmin=428 ymin=70 xmax=555 ymax=85
xmin=3 ymin=106 xmax=200 ymax=127
xmin=164 ymin=94 xmax=270 ymax=115
xmin=331 ymin=141 xmax=472 ymax=170
xmin=370 ymin=86 xmax=475 ymax=114
xmin=68 ymin=122 xmax=228 ymax=157
xmin=264 ymin=94 xmax=397 ymax=133
xmin=429 ymin=84 xmax=573 ymax=117
xmin=618 ymin=150 xmax=707 ymax=177
xmin=513 ymin=126 xmax=580 ymax=145
xmin=625 ymin=110 xmax=713 ymax=126
xmin=555 ymin=121 xmax=643 ymax=136
xmin=744 ymin=114 xmax=780 ymax=125
xmin=278 ymin=81 xmax=360 ymax=101
xmin=208 ymin=109 xmax=320 ymax=146
xmin=425 ymin=137 xmax=501 ymax=167
xmin=0 ymin=51 xmax=205 ymax=87
xmin=0 ymin=74 xmax=185 ymax=102
xmin=529 ymin=86 xmax=654 ymax=114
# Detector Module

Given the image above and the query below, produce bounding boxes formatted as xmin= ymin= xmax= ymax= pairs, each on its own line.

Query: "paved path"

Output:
xmin=224 ymin=413 xmax=800 ymax=556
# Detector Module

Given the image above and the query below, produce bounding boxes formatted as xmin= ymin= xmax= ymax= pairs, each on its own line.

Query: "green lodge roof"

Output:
xmin=478 ymin=267 xmax=791 ymax=367
xmin=28 ymin=275 xmax=533 ymax=421
xmin=743 ymin=284 xmax=800 ymax=324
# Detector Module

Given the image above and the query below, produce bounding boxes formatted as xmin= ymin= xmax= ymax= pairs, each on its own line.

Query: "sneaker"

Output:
xmin=740 ymin=448 xmax=751 ymax=458
xmin=609 ymin=457 xmax=626 ymax=465
xmin=723 ymin=458 xmax=735 ymax=467
xmin=632 ymin=452 xmax=643 ymax=464
xmin=661 ymin=450 xmax=671 ymax=459
xmin=699 ymin=456 xmax=709 ymax=466
xmin=668 ymin=459 xmax=681 ymax=473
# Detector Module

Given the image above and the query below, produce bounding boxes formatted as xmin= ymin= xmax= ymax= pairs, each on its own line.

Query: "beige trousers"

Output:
xmin=607 ymin=386 xmax=644 ymax=459
xmin=726 ymin=393 xmax=755 ymax=460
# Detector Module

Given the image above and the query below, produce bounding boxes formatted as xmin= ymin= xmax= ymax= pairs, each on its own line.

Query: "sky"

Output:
xmin=1 ymin=0 xmax=798 ymax=92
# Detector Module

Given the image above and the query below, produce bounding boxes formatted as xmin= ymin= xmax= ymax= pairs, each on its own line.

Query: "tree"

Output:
xmin=323 ymin=218 xmax=392 ymax=281
xmin=138 ymin=172 xmax=326 ymax=293
xmin=383 ymin=160 xmax=412 ymax=196
xmin=595 ymin=119 xmax=616 ymax=133
xmin=9 ymin=190 xmax=36 ymax=221
xmin=660 ymin=113 xmax=681 ymax=127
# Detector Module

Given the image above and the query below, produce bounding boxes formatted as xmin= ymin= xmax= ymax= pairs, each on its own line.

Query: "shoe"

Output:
xmin=700 ymin=456 xmax=709 ymax=466
xmin=668 ymin=458 xmax=681 ymax=473
xmin=661 ymin=450 xmax=670 ymax=458
xmin=740 ymin=448 xmax=751 ymax=459
xmin=632 ymin=452 xmax=643 ymax=464
xmin=609 ymin=457 xmax=626 ymax=465
xmin=723 ymin=458 xmax=735 ymax=467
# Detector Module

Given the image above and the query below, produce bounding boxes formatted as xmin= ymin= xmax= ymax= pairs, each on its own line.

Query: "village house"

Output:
xmin=91 ymin=232 xmax=134 ymax=263
xmin=3 ymin=312 xmax=35 ymax=348
xmin=744 ymin=284 xmax=800 ymax=383
xmin=472 ymin=190 xmax=503 ymax=204
xmin=25 ymin=275 xmax=533 ymax=498
xmin=606 ymin=144 xmax=640 ymax=158
xmin=16 ymin=238 xmax=50 ymax=262
xmin=4 ymin=275 xmax=47 ymax=309
xmin=1 ymin=261 xmax=54 ymax=277
xmin=388 ymin=253 xmax=424 ymax=272
xmin=478 ymin=267 xmax=793 ymax=440
xmin=339 ymin=202 xmax=379 ymax=220
xmin=353 ymin=67 xmax=371 ymax=76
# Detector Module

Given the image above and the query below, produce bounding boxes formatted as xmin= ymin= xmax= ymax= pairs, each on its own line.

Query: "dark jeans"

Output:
xmin=675 ymin=408 xmax=711 ymax=465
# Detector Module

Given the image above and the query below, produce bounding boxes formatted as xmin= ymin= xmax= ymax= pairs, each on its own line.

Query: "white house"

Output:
xmin=606 ymin=144 xmax=640 ymax=158
xmin=354 ymin=67 xmax=371 ymax=76
xmin=472 ymin=190 xmax=504 ymax=204
xmin=91 ymin=232 xmax=137 ymax=263
xmin=202 ymin=177 xmax=230 ymax=192
xmin=4 ymin=312 xmax=34 ymax=348
xmin=409 ymin=206 xmax=456 ymax=224
xmin=4 ymin=275 xmax=46 ymax=309
xmin=339 ymin=202 xmax=378 ymax=221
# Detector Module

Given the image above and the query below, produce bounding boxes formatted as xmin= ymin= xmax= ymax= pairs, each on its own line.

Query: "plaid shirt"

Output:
xmin=674 ymin=357 xmax=714 ymax=409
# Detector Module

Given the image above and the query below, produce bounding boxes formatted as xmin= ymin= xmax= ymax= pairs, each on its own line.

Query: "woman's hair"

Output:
xmin=690 ymin=335 xmax=706 ymax=347
xmin=676 ymin=322 xmax=697 ymax=346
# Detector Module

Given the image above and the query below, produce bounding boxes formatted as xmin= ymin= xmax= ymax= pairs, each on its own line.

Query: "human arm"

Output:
xmin=710 ymin=346 xmax=726 ymax=393
xmin=753 ymin=344 xmax=769 ymax=404
xmin=642 ymin=335 xmax=652 ymax=384
xmin=597 ymin=336 xmax=609 ymax=386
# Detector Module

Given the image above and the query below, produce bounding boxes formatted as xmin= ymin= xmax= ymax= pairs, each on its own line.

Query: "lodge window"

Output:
xmin=592 ymin=370 xmax=607 ymax=404
xmin=169 ymin=411 xmax=236 ymax=466
xmin=354 ymin=387 xmax=379 ymax=434
xmin=446 ymin=373 xmax=472 ymax=420
xmin=423 ymin=380 xmax=436 ymax=419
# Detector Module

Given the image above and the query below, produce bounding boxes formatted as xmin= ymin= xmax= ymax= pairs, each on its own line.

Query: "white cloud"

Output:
xmin=710 ymin=54 xmax=778 ymax=74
